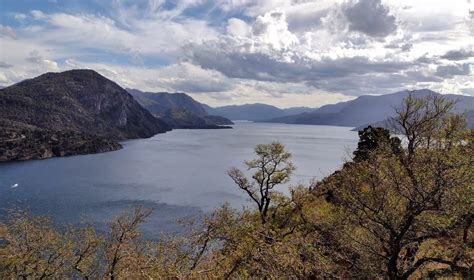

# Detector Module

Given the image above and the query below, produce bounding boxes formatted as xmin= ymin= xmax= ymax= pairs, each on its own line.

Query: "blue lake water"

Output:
xmin=0 ymin=122 xmax=357 ymax=236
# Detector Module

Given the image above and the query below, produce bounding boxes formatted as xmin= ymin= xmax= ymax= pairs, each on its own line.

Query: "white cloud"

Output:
xmin=390 ymin=0 xmax=472 ymax=32
xmin=18 ymin=8 xmax=219 ymax=60
xmin=31 ymin=10 xmax=47 ymax=20
xmin=25 ymin=50 xmax=59 ymax=70
xmin=226 ymin=18 xmax=251 ymax=37
xmin=0 ymin=72 xmax=9 ymax=84
xmin=252 ymin=10 xmax=299 ymax=51
xmin=0 ymin=0 xmax=473 ymax=107
xmin=323 ymin=0 xmax=397 ymax=37
xmin=181 ymin=1 xmax=474 ymax=100
xmin=13 ymin=13 xmax=27 ymax=21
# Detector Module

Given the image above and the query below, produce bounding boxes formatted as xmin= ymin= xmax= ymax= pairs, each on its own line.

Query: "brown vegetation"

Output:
xmin=1 ymin=94 xmax=472 ymax=279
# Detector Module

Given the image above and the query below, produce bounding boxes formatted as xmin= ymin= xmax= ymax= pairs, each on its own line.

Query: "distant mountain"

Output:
xmin=206 ymin=103 xmax=316 ymax=121
xmin=128 ymin=89 xmax=208 ymax=116
xmin=266 ymin=89 xmax=474 ymax=129
xmin=282 ymin=107 xmax=317 ymax=115
xmin=157 ymin=108 xmax=232 ymax=129
xmin=128 ymin=89 xmax=233 ymax=128
xmin=0 ymin=70 xmax=170 ymax=161
xmin=466 ymin=110 xmax=474 ymax=126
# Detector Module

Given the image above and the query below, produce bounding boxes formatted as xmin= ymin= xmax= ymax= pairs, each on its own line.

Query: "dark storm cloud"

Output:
xmin=441 ymin=48 xmax=474 ymax=61
xmin=188 ymin=45 xmax=411 ymax=83
xmin=435 ymin=63 xmax=471 ymax=78
xmin=186 ymin=42 xmax=416 ymax=95
xmin=385 ymin=41 xmax=413 ymax=52
xmin=308 ymin=70 xmax=441 ymax=96
xmin=0 ymin=61 xmax=13 ymax=68
xmin=415 ymin=55 xmax=433 ymax=64
xmin=341 ymin=0 xmax=397 ymax=37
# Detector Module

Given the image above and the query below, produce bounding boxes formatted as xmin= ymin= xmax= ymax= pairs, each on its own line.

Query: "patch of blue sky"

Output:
xmin=1 ymin=0 xmax=251 ymax=31
xmin=179 ymin=0 xmax=251 ymax=29
xmin=1 ymin=0 xmax=109 ymax=25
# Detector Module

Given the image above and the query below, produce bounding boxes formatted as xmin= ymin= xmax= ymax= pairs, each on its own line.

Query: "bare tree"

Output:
xmin=68 ymin=226 xmax=103 ymax=279
xmin=390 ymin=92 xmax=455 ymax=158
xmin=228 ymin=142 xmax=295 ymax=224
xmin=105 ymin=206 xmax=152 ymax=280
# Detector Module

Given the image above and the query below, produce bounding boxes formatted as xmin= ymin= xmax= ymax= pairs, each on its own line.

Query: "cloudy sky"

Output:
xmin=0 ymin=0 xmax=473 ymax=107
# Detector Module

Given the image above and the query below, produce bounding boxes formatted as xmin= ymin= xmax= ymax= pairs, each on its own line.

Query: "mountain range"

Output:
xmin=205 ymin=103 xmax=315 ymax=121
xmin=128 ymin=90 xmax=316 ymax=123
xmin=264 ymin=89 xmax=474 ymax=129
xmin=128 ymin=89 xmax=233 ymax=129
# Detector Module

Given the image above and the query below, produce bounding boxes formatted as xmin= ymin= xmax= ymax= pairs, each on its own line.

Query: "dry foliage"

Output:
xmin=1 ymin=94 xmax=472 ymax=279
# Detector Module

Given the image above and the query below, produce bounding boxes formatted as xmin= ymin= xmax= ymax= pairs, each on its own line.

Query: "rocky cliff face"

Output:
xmin=0 ymin=69 xmax=170 ymax=161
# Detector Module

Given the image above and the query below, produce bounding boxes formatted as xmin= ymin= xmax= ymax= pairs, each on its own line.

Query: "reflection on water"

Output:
xmin=0 ymin=122 xmax=357 ymax=235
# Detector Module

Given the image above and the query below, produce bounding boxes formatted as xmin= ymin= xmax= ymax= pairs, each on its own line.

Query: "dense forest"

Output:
xmin=1 ymin=94 xmax=472 ymax=279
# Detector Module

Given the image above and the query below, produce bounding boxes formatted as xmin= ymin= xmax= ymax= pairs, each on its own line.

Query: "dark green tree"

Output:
xmin=353 ymin=125 xmax=402 ymax=162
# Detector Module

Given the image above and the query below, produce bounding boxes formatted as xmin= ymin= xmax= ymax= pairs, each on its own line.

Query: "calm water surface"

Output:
xmin=0 ymin=122 xmax=357 ymax=235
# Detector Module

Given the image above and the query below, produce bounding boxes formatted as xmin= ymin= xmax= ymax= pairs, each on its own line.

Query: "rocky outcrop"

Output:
xmin=0 ymin=123 xmax=121 ymax=161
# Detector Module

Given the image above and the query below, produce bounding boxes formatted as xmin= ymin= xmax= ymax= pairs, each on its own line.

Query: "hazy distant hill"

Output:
xmin=128 ymin=89 xmax=233 ymax=128
xmin=206 ymin=103 xmax=316 ymax=121
xmin=128 ymin=89 xmax=208 ymax=116
xmin=266 ymin=89 xmax=474 ymax=129
xmin=0 ymin=70 xmax=170 ymax=161
xmin=466 ymin=110 xmax=474 ymax=125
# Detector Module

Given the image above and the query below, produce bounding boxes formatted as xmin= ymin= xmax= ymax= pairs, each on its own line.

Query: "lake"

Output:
xmin=0 ymin=122 xmax=358 ymax=236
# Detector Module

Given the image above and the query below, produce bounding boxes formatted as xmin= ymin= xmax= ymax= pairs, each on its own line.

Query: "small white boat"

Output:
xmin=10 ymin=183 xmax=19 ymax=188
